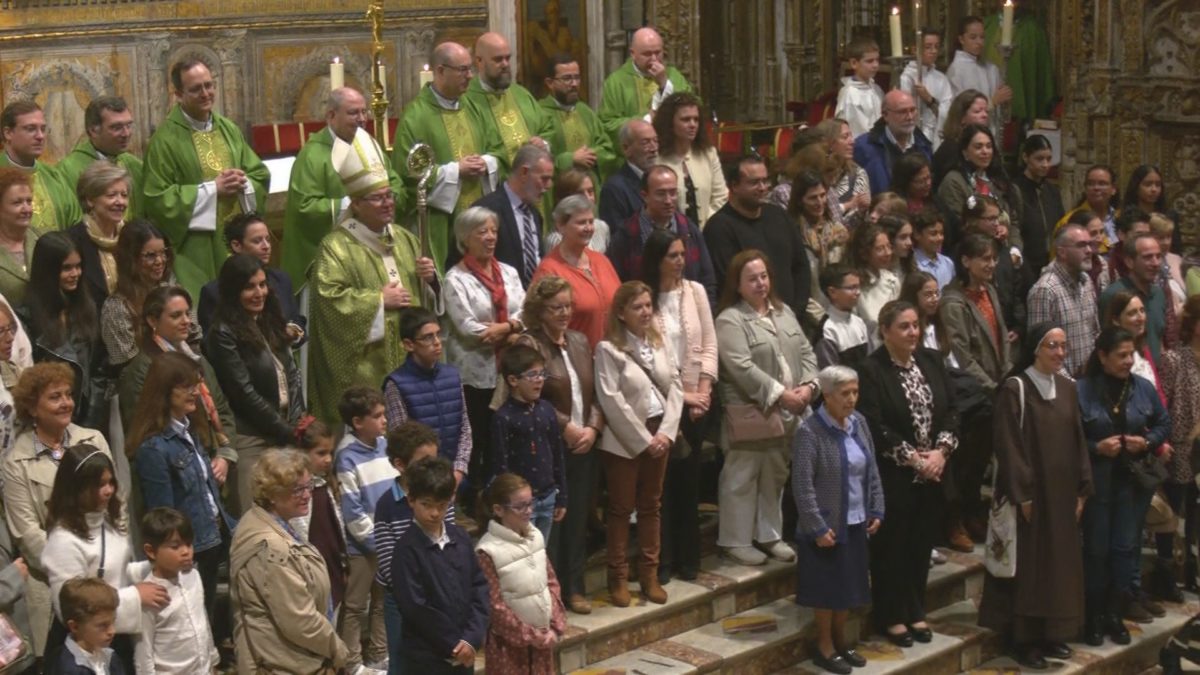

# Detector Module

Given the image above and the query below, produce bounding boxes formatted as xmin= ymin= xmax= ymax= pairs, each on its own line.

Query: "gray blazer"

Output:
xmin=792 ymin=409 xmax=885 ymax=542
xmin=716 ymin=301 xmax=818 ymax=431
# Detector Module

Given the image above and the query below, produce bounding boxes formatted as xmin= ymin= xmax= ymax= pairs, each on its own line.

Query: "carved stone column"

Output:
xmin=585 ymin=0 xmax=606 ymax=105
xmin=214 ymin=30 xmax=249 ymax=127
xmin=604 ymin=1 xmax=626 ymax=87
xmin=402 ymin=27 xmax=436 ymax=105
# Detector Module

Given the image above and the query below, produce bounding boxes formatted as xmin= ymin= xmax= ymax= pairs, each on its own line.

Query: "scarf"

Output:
xmin=461 ymin=254 xmax=509 ymax=324
xmin=154 ymin=334 xmax=226 ymax=440
xmin=83 ymin=214 xmax=123 ymax=295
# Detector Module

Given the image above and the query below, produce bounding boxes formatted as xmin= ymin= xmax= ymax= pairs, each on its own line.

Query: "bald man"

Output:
xmin=598 ymin=27 xmax=693 ymax=147
xmin=463 ymin=31 xmax=552 ymax=164
xmin=852 ymin=89 xmax=933 ymax=194
xmin=283 ymin=87 xmax=404 ymax=285
xmin=393 ymin=41 xmax=504 ymax=273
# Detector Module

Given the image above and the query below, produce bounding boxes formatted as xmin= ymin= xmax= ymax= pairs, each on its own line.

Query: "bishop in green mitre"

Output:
xmin=598 ymin=27 xmax=693 ymax=148
xmin=308 ymin=127 xmax=441 ymax=425
xmin=464 ymin=32 xmax=554 ymax=164
xmin=282 ymin=87 xmax=404 ymax=288
xmin=393 ymin=41 xmax=504 ymax=273
xmin=540 ymin=55 xmax=621 ymax=185
xmin=0 ymin=101 xmax=82 ymax=235
xmin=56 ymin=96 xmax=146 ymax=220
xmin=143 ymin=59 xmax=269 ymax=298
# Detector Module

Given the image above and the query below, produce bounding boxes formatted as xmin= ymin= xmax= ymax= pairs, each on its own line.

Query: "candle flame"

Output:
xmin=892 ymin=6 xmax=900 ymax=15
xmin=423 ymin=64 xmax=430 ymax=71
xmin=332 ymin=57 xmax=341 ymax=64
xmin=1004 ymin=0 xmax=1012 ymax=5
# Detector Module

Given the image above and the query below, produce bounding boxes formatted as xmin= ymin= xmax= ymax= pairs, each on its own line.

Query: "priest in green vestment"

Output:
xmin=598 ymin=27 xmax=693 ymax=148
xmin=393 ymin=41 xmax=504 ymax=274
xmin=983 ymin=7 xmax=1057 ymax=121
xmin=540 ymin=55 xmax=620 ymax=185
xmin=463 ymin=32 xmax=554 ymax=164
xmin=56 ymin=96 xmax=146 ymax=220
xmin=308 ymin=127 xmax=440 ymax=425
xmin=282 ymin=87 xmax=403 ymax=288
xmin=0 ymin=101 xmax=82 ymax=235
xmin=143 ymin=59 xmax=269 ymax=298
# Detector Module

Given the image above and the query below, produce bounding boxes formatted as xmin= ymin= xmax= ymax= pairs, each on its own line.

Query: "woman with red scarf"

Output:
xmin=444 ymin=206 xmax=527 ymax=489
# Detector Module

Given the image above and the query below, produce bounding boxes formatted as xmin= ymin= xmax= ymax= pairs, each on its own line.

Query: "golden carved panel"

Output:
xmin=258 ymin=41 xmax=397 ymax=123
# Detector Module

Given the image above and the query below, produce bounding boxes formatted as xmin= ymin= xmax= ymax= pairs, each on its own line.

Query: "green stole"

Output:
xmin=635 ymin=73 xmax=660 ymax=117
xmin=191 ymin=128 xmax=244 ymax=231
xmin=484 ymin=90 xmax=533 ymax=161
xmin=29 ymin=170 xmax=56 ymax=236
xmin=440 ymin=110 xmax=485 ymax=213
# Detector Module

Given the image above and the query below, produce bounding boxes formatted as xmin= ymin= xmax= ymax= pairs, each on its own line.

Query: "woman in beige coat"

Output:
xmin=594 ymin=281 xmax=684 ymax=608
xmin=716 ymin=250 xmax=818 ymax=567
xmin=654 ymin=93 xmax=728 ymax=228
xmin=230 ymin=449 xmax=348 ymax=674
xmin=640 ymin=229 xmax=717 ymax=583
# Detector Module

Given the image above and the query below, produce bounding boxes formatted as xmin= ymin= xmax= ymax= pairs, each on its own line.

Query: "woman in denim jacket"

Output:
xmin=128 ymin=351 xmax=237 ymax=632
xmin=1077 ymin=326 xmax=1171 ymax=644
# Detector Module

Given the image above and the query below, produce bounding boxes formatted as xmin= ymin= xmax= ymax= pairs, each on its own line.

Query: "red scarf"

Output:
xmin=461 ymin=255 xmax=509 ymax=324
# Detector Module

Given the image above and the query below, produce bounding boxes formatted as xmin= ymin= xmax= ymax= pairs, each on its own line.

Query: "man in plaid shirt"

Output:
xmin=1027 ymin=223 xmax=1099 ymax=376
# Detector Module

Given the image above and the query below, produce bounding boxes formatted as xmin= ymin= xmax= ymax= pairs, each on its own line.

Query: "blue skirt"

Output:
xmin=794 ymin=522 xmax=871 ymax=610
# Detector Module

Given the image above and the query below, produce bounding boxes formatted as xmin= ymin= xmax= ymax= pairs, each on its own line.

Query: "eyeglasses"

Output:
xmin=412 ymin=332 xmax=443 ymax=345
xmin=291 ymin=481 xmax=314 ymax=496
xmin=545 ymin=303 xmax=571 ymax=315
xmin=1042 ymin=341 xmax=1067 ymax=351
xmin=141 ymin=250 xmax=171 ymax=263
xmin=919 ymin=290 xmax=940 ymax=300
xmin=0 ymin=325 xmax=16 ymax=338
xmin=441 ymin=64 xmax=472 ymax=75
xmin=505 ymin=500 xmax=534 ymax=513
xmin=836 ymin=285 xmax=862 ymax=293
xmin=520 ymin=369 xmax=547 ymax=381
xmin=552 ymin=75 xmax=582 ymax=83
xmin=362 ymin=193 xmax=395 ymax=206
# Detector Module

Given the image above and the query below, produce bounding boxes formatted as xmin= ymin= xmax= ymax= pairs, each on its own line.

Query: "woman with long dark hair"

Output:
xmin=891 ymin=153 xmax=934 ymax=214
xmin=935 ymin=124 xmax=1022 ymax=248
xmin=931 ymin=90 xmax=989 ymax=187
xmin=1012 ymin=134 xmax=1064 ymax=276
xmin=654 ymin=92 xmax=727 ymax=228
xmin=24 ymin=232 xmax=105 ymax=428
xmin=204 ymin=254 xmax=304 ymax=514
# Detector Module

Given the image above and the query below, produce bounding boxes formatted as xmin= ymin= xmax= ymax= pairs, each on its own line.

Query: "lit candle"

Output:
xmin=419 ymin=63 xmax=433 ymax=87
xmin=329 ymin=57 xmax=344 ymax=91
xmin=377 ymin=61 xmax=387 ymax=98
xmin=889 ymin=7 xmax=903 ymax=58
xmin=1001 ymin=0 xmax=1014 ymax=47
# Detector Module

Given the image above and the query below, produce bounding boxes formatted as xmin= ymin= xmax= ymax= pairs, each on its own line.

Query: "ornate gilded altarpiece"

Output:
xmin=0 ymin=0 xmax=487 ymax=161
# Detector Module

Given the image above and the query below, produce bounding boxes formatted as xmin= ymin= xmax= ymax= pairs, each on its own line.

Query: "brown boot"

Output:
xmin=639 ymin=569 xmax=668 ymax=604
xmin=608 ymin=576 xmax=631 ymax=607
xmin=946 ymin=521 xmax=974 ymax=553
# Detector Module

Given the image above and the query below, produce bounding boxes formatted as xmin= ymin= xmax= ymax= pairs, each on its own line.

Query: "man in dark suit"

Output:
xmin=454 ymin=142 xmax=554 ymax=286
xmin=598 ymin=119 xmax=658 ymax=230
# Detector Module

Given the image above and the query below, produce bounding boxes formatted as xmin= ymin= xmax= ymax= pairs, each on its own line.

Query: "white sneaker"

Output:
xmin=366 ymin=656 xmax=390 ymax=671
xmin=759 ymin=540 xmax=796 ymax=563
xmin=723 ymin=545 xmax=768 ymax=566
xmin=354 ymin=665 xmax=387 ymax=675
xmin=931 ymin=548 xmax=947 ymax=565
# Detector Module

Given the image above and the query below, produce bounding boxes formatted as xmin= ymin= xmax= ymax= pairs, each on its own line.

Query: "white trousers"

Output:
xmin=716 ymin=444 xmax=790 ymax=548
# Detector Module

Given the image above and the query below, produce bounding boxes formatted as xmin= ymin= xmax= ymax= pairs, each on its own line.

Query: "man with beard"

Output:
xmin=1027 ymin=223 xmax=1099 ymax=376
xmin=598 ymin=27 xmax=692 ymax=145
xmin=0 ymin=101 xmax=81 ymax=234
xmin=463 ymin=32 xmax=551 ymax=164
xmin=853 ymin=89 xmax=933 ymax=195
xmin=539 ymin=54 xmax=619 ymax=185
xmin=282 ymin=87 xmax=403 ymax=286
xmin=704 ymin=155 xmax=812 ymax=320
xmin=57 ymin=96 xmax=146 ymax=220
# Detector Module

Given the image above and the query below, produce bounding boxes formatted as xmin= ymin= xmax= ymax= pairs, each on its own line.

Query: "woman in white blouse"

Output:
xmin=653 ymin=93 xmax=727 ymax=228
xmin=443 ymin=206 xmax=526 ymax=482
xmin=850 ymin=222 xmax=901 ymax=350
xmin=639 ymin=229 xmax=717 ymax=584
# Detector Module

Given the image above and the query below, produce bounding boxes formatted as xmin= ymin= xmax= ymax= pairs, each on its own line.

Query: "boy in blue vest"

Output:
xmin=383 ymin=308 xmax=472 ymax=488
xmin=336 ymin=386 xmax=397 ymax=673
xmin=393 ymin=457 xmax=488 ymax=674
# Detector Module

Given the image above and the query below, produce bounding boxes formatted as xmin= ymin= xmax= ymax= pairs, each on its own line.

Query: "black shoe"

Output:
xmin=657 ymin=565 xmax=672 ymax=585
xmin=1122 ymin=590 xmax=1155 ymax=623
xmin=884 ymin=629 xmax=913 ymax=647
xmin=813 ymin=651 xmax=852 ymax=675
xmin=1152 ymin=561 xmax=1186 ymax=603
xmin=908 ymin=625 xmax=933 ymax=643
xmin=1185 ymin=559 xmax=1199 ymax=592
xmin=1084 ymin=614 xmax=1105 ymax=647
xmin=1015 ymin=645 xmax=1049 ymax=670
xmin=838 ymin=648 xmax=866 ymax=668
xmin=1042 ymin=642 xmax=1073 ymax=660
xmin=1105 ymin=614 xmax=1131 ymax=645
xmin=1162 ymin=647 xmax=1183 ymax=675
xmin=677 ymin=565 xmax=699 ymax=581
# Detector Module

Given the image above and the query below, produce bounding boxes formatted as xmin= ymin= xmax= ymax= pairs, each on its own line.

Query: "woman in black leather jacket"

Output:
xmin=204 ymin=253 xmax=304 ymax=515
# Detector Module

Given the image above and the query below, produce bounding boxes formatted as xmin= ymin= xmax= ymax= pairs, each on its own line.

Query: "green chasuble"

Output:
xmin=143 ymin=105 xmax=269 ymax=298
xmin=538 ymin=95 xmax=621 ymax=184
xmin=463 ymin=79 xmax=553 ymax=164
xmin=393 ymin=84 xmax=506 ymax=274
xmin=55 ymin=139 xmax=146 ymax=220
xmin=983 ymin=13 xmax=1057 ymax=120
xmin=307 ymin=219 xmax=429 ymax=425
xmin=598 ymin=59 xmax=692 ymax=147
xmin=282 ymin=126 xmax=404 ymax=289
xmin=0 ymin=154 xmax=81 ymax=236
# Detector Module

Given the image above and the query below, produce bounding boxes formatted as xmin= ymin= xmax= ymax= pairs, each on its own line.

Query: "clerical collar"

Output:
xmin=429 ymin=86 xmax=460 ymax=111
xmin=180 ymin=108 xmax=213 ymax=132
xmin=552 ymin=97 xmax=575 ymax=112
xmin=633 ymin=62 xmax=653 ymax=79
xmin=92 ymin=145 xmax=115 ymax=161
xmin=3 ymin=150 xmax=33 ymax=170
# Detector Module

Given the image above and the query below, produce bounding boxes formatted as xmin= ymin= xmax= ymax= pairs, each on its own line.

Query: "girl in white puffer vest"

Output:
xmin=475 ymin=474 xmax=567 ymax=675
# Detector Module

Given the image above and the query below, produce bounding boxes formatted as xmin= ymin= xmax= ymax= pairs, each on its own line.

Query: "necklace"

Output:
xmin=1102 ymin=376 xmax=1131 ymax=416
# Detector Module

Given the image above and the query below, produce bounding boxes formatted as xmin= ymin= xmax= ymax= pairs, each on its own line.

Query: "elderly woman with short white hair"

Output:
xmin=792 ymin=365 xmax=884 ymax=675
xmin=444 ymin=206 xmax=527 ymax=484
xmin=67 ymin=161 xmax=131 ymax=305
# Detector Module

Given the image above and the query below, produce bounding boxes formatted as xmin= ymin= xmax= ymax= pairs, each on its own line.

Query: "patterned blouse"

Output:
xmin=889 ymin=356 xmax=958 ymax=481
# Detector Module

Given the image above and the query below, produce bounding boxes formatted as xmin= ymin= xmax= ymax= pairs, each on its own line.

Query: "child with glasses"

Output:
xmin=475 ymin=473 xmax=567 ymax=674
xmin=490 ymin=345 xmax=567 ymax=547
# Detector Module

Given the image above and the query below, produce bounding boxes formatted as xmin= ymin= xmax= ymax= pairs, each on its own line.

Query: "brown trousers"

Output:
xmin=602 ymin=446 xmax=669 ymax=581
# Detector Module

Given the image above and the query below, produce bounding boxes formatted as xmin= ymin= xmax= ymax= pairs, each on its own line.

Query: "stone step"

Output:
xmin=564 ymin=547 xmax=986 ymax=674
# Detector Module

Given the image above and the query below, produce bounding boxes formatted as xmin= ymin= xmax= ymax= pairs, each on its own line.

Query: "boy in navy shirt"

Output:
xmin=392 ymin=457 xmax=488 ymax=674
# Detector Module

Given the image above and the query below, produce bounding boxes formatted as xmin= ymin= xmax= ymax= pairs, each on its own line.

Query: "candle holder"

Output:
xmin=888 ymin=55 xmax=915 ymax=91
xmin=366 ymin=0 xmax=390 ymax=151
xmin=997 ymin=43 xmax=1014 ymax=139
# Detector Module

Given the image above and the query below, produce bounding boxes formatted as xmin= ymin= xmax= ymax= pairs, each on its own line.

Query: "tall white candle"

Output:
xmin=419 ymin=63 xmax=433 ymax=87
xmin=329 ymin=57 xmax=344 ymax=91
xmin=1001 ymin=0 xmax=1014 ymax=47
xmin=889 ymin=7 xmax=903 ymax=58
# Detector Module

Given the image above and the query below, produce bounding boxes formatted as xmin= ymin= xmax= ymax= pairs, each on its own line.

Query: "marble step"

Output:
xmin=564 ymin=547 xmax=986 ymax=674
